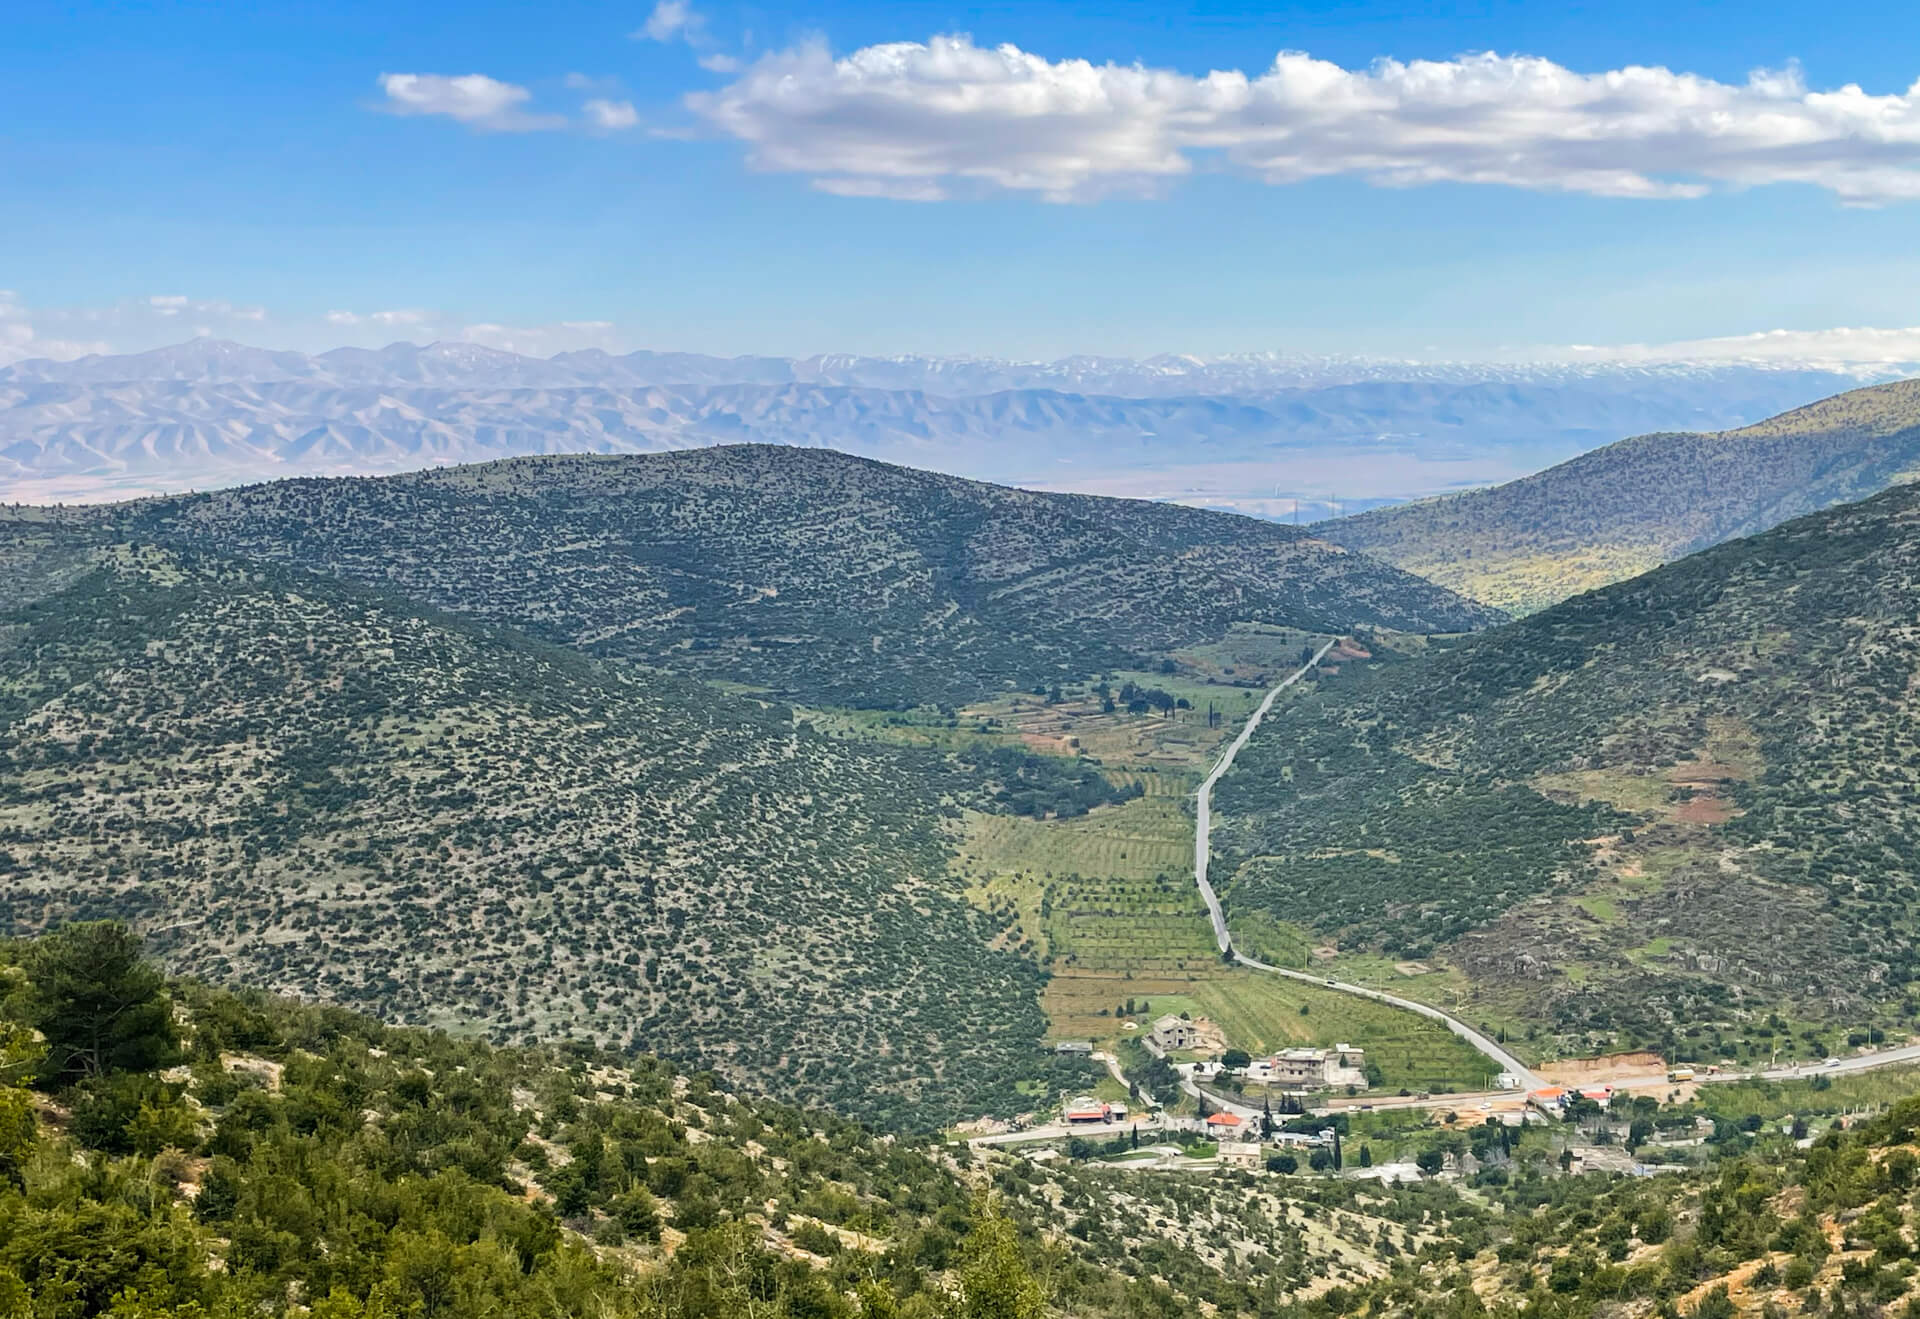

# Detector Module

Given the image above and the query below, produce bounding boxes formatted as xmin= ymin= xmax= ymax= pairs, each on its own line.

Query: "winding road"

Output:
xmin=1192 ymin=638 xmax=1545 ymax=1091
xmin=1192 ymin=639 xmax=1334 ymax=949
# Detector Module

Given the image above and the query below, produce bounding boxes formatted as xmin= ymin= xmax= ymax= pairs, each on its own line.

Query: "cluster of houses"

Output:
xmin=1147 ymin=1015 xmax=1369 ymax=1092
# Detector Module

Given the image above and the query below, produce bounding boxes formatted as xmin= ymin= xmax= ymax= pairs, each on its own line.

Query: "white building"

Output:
xmin=1243 ymin=1043 xmax=1368 ymax=1090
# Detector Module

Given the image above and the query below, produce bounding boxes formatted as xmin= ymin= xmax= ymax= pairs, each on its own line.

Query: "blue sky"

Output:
xmin=6 ymin=0 xmax=1920 ymax=360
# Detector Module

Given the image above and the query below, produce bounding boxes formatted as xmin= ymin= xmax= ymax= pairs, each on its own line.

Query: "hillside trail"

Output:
xmin=1192 ymin=637 xmax=1545 ymax=1090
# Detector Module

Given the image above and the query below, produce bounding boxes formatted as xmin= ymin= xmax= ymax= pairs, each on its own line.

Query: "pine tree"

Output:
xmin=958 ymin=1196 xmax=1047 ymax=1319
xmin=23 ymin=921 xmax=178 ymax=1084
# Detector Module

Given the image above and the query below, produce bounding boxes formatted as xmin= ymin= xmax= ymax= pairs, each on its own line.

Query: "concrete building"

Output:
xmin=1064 ymin=1097 xmax=1115 ymax=1124
xmin=1243 ymin=1043 xmax=1369 ymax=1090
xmin=1150 ymin=1014 xmax=1198 ymax=1052
xmin=1218 ymin=1140 xmax=1261 ymax=1168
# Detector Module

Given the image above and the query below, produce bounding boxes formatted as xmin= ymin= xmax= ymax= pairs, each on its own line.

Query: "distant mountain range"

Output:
xmin=0 ymin=339 xmax=1884 ymax=506
xmin=1321 ymin=377 xmax=1920 ymax=612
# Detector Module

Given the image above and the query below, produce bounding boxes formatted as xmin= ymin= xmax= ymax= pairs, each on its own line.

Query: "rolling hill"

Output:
xmin=1217 ymin=479 xmax=1920 ymax=1062
xmin=1320 ymin=377 xmax=1920 ymax=613
xmin=0 ymin=525 xmax=1087 ymax=1127
xmin=91 ymin=446 xmax=1501 ymax=706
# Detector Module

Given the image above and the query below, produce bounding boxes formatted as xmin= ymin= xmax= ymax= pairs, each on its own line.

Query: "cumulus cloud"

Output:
xmin=686 ymin=37 xmax=1920 ymax=204
xmin=0 ymin=292 xmax=108 ymax=365
xmin=637 ymin=0 xmax=699 ymax=43
xmin=584 ymin=98 xmax=640 ymax=130
xmin=377 ymin=73 xmax=565 ymax=131
xmin=0 ymin=293 xmax=256 ymax=365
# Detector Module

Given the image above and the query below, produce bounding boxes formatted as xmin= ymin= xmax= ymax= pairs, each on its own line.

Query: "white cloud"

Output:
xmin=1560 ymin=326 xmax=1920 ymax=371
xmin=377 ymin=73 xmax=565 ymax=132
xmin=0 ymin=293 xmax=640 ymax=364
xmin=813 ymin=176 xmax=948 ymax=201
xmin=638 ymin=0 xmax=698 ymax=43
xmin=636 ymin=0 xmax=747 ymax=70
xmin=458 ymin=320 xmax=622 ymax=355
xmin=687 ymin=37 xmax=1920 ymax=204
xmin=584 ymin=98 xmax=640 ymax=130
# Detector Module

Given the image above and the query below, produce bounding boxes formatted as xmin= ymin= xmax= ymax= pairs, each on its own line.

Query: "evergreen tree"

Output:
xmin=958 ymin=1196 xmax=1047 ymax=1319
xmin=22 ymin=922 xmax=178 ymax=1084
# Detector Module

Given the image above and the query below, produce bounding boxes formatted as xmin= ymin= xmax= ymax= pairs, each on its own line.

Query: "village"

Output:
xmin=960 ymin=1012 xmax=1783 ymax=1185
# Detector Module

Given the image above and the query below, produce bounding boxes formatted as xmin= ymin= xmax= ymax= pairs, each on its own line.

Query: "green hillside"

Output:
xmin=1320 ymin=377 xmax=1920 ymax=613
xmin=10 ymin=926 xmax=1920 ymax=1319
xmin=1216 ymin=482 xmax=1920 ymax=1061
xmin=0 ymin=527 xmax=1088 ymax=1127
xmin=0 ymin=925 xmax=1532 ymax=1319
xmin=91 ymin=446 xmax=1500 ymax=706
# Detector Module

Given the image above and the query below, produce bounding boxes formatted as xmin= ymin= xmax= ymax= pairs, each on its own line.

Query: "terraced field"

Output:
xmin=956 ymin=779 xmax=1207 ymax=970
xmin=1170 ymin=975 xmax=1502 ymax=1092
xmin=1045 ymin=969 xmax=1498 ymax=1092
xmin=948 ymin=672 xmax=1503 ymax=1093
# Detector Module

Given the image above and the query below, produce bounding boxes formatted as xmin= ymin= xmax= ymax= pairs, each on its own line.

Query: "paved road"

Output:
xmin=1759 ymin=1041 xmax=1920 ymax=1079
xmin=1236 ymin=953 xmax=1543 ymax=1090
xmin=1191 ymin=637 xmax=1545 ymax=1092
xmin=1093 ymin=1049 xmax=1157 ymax=1108
xmin=1192 ymin=640 xmax=1334 ymax=950
xmin=1184 ymin=640 xmax=1920 ymax=1105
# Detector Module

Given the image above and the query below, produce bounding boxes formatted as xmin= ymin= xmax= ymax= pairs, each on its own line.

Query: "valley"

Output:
xmin=24 ymin=7 xmax=1920 ymax=1310
xmin=13 ymin=390 xmax=1920 ymax=1317
xmin=1219 ymin=479 xmax=1920 ymax=1079
xmin=0 ymin=457 xmax=1513 ymax=1134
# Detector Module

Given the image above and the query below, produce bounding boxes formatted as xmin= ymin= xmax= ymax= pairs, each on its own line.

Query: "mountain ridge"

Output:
xmin=1 ymin=339 xmax=1875 ymax=506
xmin=1319 ymin=376 xmax=1920 ymax=612
xmin=1219 ymin=475 xmax=1920 ymax=1061
xmin=77 ymin=444 xmax=1502 ymax=705
xmin=0 ymin=525 xmax=1080 ymax=1126
xmin=7 ymin=336 xmax=1897 ymax=393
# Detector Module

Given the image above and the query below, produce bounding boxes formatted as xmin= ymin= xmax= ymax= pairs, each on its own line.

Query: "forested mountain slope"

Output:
xmin=90 ymin=446 xmax=1500 ymax=706
xmin=1217 ymin=481 xmax=1920 ymax=1060
xmin=0 ymin=527 xmax=1074 ymax=1126
xmin=1320 ymin=378 xmax=1920 ymax=613
xmin=11 ymin=926 xmax=1920 ymax=1319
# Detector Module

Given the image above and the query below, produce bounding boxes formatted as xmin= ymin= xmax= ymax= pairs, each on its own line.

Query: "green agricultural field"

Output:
xmin=947 ymin=676 xmax=1503 ymax=1093
xmin=1174 ymin=622 xmax=1330 ymax=685
xmin=1688 ymin=1064 xmax=1920 ymax=1124
xmin=1157 ymin=974 xmax=1502 ymax=1093
xmin=957 ymin=790 xmax=1209 ymax=970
